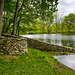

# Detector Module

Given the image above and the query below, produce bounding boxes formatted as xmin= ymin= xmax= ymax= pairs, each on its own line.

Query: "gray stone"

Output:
xmin=0 ymin=36 xmax=28 ymax=54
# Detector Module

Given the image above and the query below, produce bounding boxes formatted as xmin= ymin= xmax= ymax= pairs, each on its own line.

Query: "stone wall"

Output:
xmin=0 ymin=36 xmax=28 ymax=54
xmin=0 ymin=33 xmax=75 ymax=54
xmin=27 ymin=38 xmax=75 ymax=52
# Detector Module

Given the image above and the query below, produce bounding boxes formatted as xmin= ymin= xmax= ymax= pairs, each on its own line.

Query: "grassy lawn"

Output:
xmin=0 ymin=48 xmax=75 ymax=75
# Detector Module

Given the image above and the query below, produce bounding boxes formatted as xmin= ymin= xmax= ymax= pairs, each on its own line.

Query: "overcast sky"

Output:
xmin=58 ymin=0 xmax=75 ymax=16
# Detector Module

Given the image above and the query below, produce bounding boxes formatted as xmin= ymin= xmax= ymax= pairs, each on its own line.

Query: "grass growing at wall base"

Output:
xmin=0 ymin=48 xmax=75 ymax=75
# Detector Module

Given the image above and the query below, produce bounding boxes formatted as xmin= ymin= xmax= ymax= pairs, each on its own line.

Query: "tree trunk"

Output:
xmin=62 ymin=27 xmax=63 ymax=33
xmin=0 ymin=0 xmax=4 ymax=36
xmin=2 ymin=10 xmax=6 ymax=33
xmin=5 ymin=22 xmax=11 ymax=33
xmin=68 ymin=27 xmax=70 ymax=33
xmin=16 ymin=15 xmax=22 ymax=35
xmin=12 ymin=0 xmax=19 ymax=35
xmin=67 ymin=26 xmax=71 ymax=33
xmin=56 ymin=23 xmax=58 ymax=33
xmin=18 ymin=0 xmax=24 ymax=13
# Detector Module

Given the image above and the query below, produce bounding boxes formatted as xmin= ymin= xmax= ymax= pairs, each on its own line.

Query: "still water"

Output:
xmin=54 ymin=54 xmax=75 ymax=70
xmin=22 ymin=34 xmax=75 ymax=47
xmin=22 ymin=34 xmax=75 ymax=70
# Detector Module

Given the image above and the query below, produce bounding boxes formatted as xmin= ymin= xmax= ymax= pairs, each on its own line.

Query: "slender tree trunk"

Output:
xmin=12 ymin=0 xmax=19 ymax=35
xmin=47 ymin=26 xmax=50 ymax=33
xmin=68 ymin=27 xmax=70 ymax=33
xmin=62 ymin=27 xmax=63 ymax=33
xmin=0 ymin=0 xmax=4 ymax=36
xmin=67 ymin=25 xmax=71 ymax=33
xmin=5 ymin=22 xmax=11 ymax=33
xmin=16 ymin=15 xmax=22 ymax=35
xmin=17 ymin=15 xmax=22 ymax=35
xmin=2 ymin=10 xmax=6 ymax=33
xmin=18 ymin=0 xmax=24 ymax=13
xmin=56 ymin=23 xmax=58 ymax=33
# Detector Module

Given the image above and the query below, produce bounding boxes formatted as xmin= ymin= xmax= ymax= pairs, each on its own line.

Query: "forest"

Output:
xmin=0 ymin=0 xmax=75 ymax=36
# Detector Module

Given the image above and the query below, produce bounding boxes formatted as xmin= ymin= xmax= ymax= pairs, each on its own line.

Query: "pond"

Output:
xmin=54 ymin=54 xmax=75 ymax=70
xmin=22 ymin=34 xmax=75 ymax=70
xmin=22 ymin=34 xmax=75 ymax=48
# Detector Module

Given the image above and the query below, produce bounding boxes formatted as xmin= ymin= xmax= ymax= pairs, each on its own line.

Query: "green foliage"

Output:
xmin=49 ymin=13 xmax=75 ymax=34
xmin=3 ymin=1 xmax=74 ymax=35
xmin=4 ymin=0 xmax=16 ymax=12
xmin=17 ymin=13 xmax=75 ymax=34
xmin=62 ymin=13 xmax=75 ymax=33
xmin=2 ymin=0 xmax=74 ymax=35
xmin=2 ymin=0 xmax=58 ymax=35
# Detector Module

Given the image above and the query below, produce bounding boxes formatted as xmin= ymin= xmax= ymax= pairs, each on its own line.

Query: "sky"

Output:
xmin=58 ymin=0 xmax=75 ymax=16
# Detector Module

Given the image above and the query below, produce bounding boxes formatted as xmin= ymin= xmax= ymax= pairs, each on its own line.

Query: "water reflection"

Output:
xmin=22 ymin=34 xmax=75 ymax=48
xmin=54 ymin=54 xmax=75 ymax=70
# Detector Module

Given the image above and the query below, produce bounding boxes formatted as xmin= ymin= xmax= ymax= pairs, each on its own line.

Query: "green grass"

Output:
xmin=0 ymin=48 xmax=75 ymax=75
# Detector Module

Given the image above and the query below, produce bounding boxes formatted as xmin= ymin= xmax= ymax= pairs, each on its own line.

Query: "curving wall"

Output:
xmin=27 ymin=38 xmax=75 ymax=52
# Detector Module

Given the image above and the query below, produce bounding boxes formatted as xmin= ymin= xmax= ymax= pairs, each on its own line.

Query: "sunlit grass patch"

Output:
xmin=0 ymin=48 xmax=75 ymax=75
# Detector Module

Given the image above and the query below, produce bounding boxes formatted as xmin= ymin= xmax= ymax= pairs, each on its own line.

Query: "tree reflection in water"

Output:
xmin=22 ymin=34 xmax=75 ymax=48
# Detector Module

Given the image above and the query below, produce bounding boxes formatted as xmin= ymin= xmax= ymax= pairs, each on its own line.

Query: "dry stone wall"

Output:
xmin=27 ymin=38 xmax=75 ymax=52
xmin=0 ymin=36 xmax=28 ymax=54
xmin=0 ymin=34 xmax=75 ymax=54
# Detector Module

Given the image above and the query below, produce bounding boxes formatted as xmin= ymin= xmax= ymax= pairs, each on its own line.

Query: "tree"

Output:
xmin=2 ymin=0 xmax=16 ymax=34
xmin=2 ymin=0 xmax=58 ymax=35
xmin=61 ymin=21 xmax=65 ymax=33
xmin=63 ymin=13 xmax=75 ymax=32
xmin=54 ymin=12 xmax=64 ymax=33
xmin=14 ymin=0 xmax=58 ymax=35
xmin=46 ymin=17 xmax=53 ymax=33
xmin=0 ymin=0 xmax=4 ymax=36
xmin=12 ymin=0 xmax=19 ymax=35
xmin=54 ymin=12 xmax=58 ymax=33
